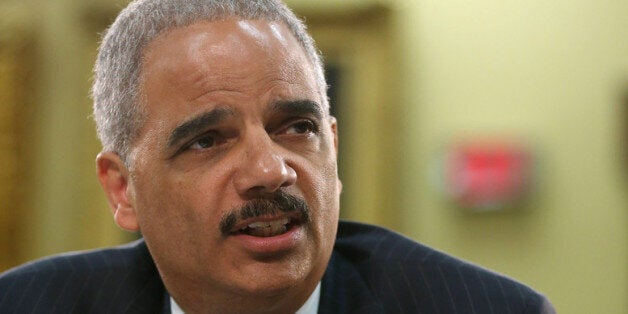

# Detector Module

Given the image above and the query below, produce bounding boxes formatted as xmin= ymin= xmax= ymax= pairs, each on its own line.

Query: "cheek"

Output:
xmin=306 ymin=132 xmax=340 ymax=203
xmin=306 ymin=153 xmax=340 ymax=221
xmin=132 ymin=169 xmax=202 ymax=226
xmin=164 ymin=174 xmax=219 ymax=220
xmin=133 ymin=173 xmax=226 ymax=260
xmin=312 ymin=159 xmax=340 ymax=254
xmin=134 ymin=151 xmax=236 ymax=222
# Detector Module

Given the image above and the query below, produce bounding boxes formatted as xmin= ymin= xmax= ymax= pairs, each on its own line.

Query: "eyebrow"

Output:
xmin=269 ymin=99 xmax=324 ymax=121
xmin=167 ymin=107 xmax=234 ymax=149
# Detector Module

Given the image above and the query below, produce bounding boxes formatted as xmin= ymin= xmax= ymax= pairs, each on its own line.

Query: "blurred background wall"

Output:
xmin=0 ymin=0 xmax=626 ymax=313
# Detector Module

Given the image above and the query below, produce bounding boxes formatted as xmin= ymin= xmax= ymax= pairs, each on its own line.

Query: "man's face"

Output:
xmin=101 ymin=19 xmax=340 ymax=309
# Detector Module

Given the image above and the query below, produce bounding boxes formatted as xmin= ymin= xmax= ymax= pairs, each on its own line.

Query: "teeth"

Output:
xmin=247 ymin=218 xmax=289 ymax=229
xmin=242 ymin=218 xmax=289 ymax=237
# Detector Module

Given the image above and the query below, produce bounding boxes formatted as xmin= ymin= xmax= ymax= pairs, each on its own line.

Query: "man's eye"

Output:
xmin=285 ymin=120 xmax=317 ymax=135
xmin=189 ymin=135 xmax=216 ymax=150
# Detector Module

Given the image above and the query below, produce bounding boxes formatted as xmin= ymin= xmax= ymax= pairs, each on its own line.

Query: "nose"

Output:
xmin=233 ymin=136 xmax=297 ymax=198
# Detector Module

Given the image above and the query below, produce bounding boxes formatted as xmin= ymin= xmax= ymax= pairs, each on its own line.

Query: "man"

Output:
xmin=0 ymin=0 xmax=555 ymax=313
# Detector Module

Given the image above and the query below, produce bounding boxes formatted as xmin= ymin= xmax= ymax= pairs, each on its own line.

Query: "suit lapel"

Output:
xmin=116 ymin=240 xmax=170 ymax=313
xmin=319 ymin=251 xmax=383 ymax=314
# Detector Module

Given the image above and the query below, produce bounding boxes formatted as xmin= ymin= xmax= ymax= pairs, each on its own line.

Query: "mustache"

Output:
xmin=219 ymin=191 xmax=310 ymax=235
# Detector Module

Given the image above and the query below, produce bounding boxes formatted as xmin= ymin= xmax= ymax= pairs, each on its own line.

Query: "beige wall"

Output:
xmin=391 ymin=1 xmax=627 ymax=313
xmin=0 ymin=0 xmax=134 ymax=265
xmin=1 ymin=0 xmax=626 ymax=313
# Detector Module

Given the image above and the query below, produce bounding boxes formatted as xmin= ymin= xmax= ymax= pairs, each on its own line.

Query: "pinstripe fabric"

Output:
xmin=0 ymin=240 xmax=168 ymax=314
xmin=0 ymin=221 xmax=554 ymax=313
xmin=319 ymin=221 xmax=555 ymax=313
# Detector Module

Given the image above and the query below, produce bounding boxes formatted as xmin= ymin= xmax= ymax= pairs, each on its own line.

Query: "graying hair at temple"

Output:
xmin=91 ymin=0 xmax=327 ymax=161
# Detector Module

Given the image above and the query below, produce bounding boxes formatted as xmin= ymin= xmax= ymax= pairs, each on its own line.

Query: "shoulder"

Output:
xmin=0 ymin=239 xmax=152 ymax=284
xmin=331 ymin=220 xmax=554 ymax=313
xmin=0 ymin=239 xmax=165 ymax=313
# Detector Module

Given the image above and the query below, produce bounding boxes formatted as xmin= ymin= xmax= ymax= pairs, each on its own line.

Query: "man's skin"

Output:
xmin=96 ymin=19 xmax=342 ymax=313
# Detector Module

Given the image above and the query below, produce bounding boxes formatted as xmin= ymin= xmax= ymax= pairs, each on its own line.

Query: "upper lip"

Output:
xmin=229 ymin=212 xmax=303 ymax=234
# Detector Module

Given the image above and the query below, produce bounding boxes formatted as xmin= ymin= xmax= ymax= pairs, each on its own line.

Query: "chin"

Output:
xmin=227 ymin=256 xmax=318 ymax=301
xmin=247 ymin=262 xmax=307 ymax=289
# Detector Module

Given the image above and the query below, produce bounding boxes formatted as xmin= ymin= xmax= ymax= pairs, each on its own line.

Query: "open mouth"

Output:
xmin=234 ymin=217 xmax=298 ymax=237
xmin=220 ymin=192 xmax=310 ymax=239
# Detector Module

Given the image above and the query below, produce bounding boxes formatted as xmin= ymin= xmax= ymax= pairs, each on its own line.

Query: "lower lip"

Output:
xmin=230 ymin=224 xmax=304 ymax=255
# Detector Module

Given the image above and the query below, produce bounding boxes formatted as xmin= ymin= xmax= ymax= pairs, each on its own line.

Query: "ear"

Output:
xmin=328 ymin=116 xmax=343 ymax=193
xmin=328 ymin=116 xmax=339 ymax=155
xmin=96 ymin=152 xmax=140 ymax=232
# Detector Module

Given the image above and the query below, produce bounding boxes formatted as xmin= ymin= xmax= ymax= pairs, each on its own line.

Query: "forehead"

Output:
xmin=140 ymin=19 xmax=316 ymax=97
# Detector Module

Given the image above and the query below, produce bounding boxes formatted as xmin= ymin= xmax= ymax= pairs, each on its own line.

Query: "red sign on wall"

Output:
xmin=443 ymin=142 xmax=533 ymax=211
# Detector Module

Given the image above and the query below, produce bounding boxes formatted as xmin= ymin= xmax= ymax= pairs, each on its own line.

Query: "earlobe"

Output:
xmin=96 ymin=152 xmax=140 ymax=232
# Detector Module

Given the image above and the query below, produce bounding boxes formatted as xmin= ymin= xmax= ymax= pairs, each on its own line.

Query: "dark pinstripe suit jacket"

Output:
xmin=0 ymin=221 xmax=555 ymax=313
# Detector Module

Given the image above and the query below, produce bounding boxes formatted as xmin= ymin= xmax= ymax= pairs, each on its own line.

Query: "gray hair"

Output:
xmin=92 ymin=0 xmax=326 ymax=160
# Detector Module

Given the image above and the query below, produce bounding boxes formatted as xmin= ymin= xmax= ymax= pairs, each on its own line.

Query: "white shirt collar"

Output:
xmin=295 ymin=282 xmax=321 ymax=314
xmin=170 ymin=282 xmax=321 ymax=314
